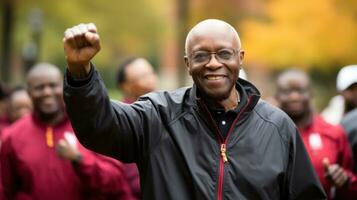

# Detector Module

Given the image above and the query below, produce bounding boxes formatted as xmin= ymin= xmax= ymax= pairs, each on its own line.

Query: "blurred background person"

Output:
xmin=322 ymin=65 xmax=357 ymax=125
xmin=116 ymin=57 xmax=158 ymax=103
xmin=337 ymin=65 xmax=357 ymax=117
xmin=275 ymin=69 xmax=357 ymax=200
xmin=0 ymin=87 xmax=32 ymax=149
xmin=115 ymin=57 xmax=158 ymax=199
xmin=341 ymin=108 xmax=357 ymax=173
xmin=6 ymin=87 xmax=32 ymax=124
xmin=0 ymin=63 xmax=134 ymax=200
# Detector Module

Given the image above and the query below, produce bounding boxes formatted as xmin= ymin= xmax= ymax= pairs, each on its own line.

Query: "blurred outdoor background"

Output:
xmin=1 ymin=0 xmax=357 ymax=110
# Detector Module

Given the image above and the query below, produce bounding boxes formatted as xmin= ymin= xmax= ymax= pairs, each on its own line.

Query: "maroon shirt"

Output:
xmin=299 ymin=115 xmax=357 ymax=200
xmin=0 ymin=115 xmax=10 ymax=135
xmin=0 ymin=114 xmax=134 ymax=200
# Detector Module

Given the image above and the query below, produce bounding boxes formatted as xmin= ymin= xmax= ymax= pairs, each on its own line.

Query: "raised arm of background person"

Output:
xmin=63 ymin=23 xmax=162 ymax=163
xmin=286 ymin=128 xmax=327 ymax=199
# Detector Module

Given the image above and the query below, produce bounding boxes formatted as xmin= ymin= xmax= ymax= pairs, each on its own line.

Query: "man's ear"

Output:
xmin=184 ymin=56 xmax=192 ymax=75
xmin=239 ymin=50 xmax=245 ymax=65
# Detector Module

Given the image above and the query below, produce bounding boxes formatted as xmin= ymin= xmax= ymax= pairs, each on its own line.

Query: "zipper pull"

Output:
xmin=220 ymin=144 xmax=228 ymax=163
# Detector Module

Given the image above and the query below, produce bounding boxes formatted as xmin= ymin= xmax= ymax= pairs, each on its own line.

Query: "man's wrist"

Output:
xmin=67 ymin=62 xmax=91 ymax=79
xmin=71 ymin=153 xmax=83 ymax=164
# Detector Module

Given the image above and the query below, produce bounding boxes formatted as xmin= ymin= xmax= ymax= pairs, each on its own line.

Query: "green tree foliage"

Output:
xmin=11 ymin=0 xmax=169 ymax=71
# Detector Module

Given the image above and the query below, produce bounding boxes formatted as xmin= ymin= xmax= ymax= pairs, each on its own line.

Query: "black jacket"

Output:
xmin=63 ymin=68 xmax=326 ymax=200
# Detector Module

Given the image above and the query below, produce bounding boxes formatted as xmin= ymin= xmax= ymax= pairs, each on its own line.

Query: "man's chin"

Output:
xmin=201 ymin=89 xmax=231 ymax=101
xmin=286 ymin=110 xmax=305 ymax=120
xmin=38 ymin=108 xmax=60 ymax=117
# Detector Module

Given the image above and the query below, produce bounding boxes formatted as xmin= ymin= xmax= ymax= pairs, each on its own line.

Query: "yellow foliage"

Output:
xmin=241 ymin=0 xmax=357 ymax=69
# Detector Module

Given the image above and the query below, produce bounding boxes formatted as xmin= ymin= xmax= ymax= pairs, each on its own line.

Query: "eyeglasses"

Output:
xmin=188 ymin=48 xmax=240 ymax=65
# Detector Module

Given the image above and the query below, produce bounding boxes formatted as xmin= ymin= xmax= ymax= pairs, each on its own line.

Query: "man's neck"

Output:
xmin=205 ymin=90 xmax=240 ymax=111
xmin=36 ymin=111 xmax=65 ymax=126
xmin=291 ymin=112 xmax=313 ymax=129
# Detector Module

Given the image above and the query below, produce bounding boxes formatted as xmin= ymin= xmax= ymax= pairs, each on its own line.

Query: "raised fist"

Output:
xmin=63 ymin=23 xmax=101 ymax=78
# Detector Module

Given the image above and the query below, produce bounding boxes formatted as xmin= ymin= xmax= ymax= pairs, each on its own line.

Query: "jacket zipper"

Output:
xmin=215 ymin=96 xmax=253 ymax=200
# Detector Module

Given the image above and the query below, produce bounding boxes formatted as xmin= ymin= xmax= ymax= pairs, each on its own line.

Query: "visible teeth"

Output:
xmin=207 ymin=76 xmax=223 ymax=80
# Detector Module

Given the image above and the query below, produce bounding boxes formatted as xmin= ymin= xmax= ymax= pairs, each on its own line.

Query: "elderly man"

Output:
xmin=62 ymin=19 xmax=326 ymax=199
xmin=0 ymin=63 xmax=134 ymax=200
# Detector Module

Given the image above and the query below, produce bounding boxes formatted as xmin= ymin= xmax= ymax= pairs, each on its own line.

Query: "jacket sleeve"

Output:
xmin=334 ymin=126 xmax=357 ymax=200
xmin=72 ymin=147 xmax=135 ymax=200
xmin=287 ymin=128 xmax=327 ymax=200
xmin=63 ymin=65 xmax=162 ymax=163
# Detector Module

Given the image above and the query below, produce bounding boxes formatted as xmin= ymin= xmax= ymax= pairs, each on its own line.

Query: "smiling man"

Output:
xmin=63 ymin=19 xmax=326 ymax=199
xmin=0 ymin=63 xmax=134 ymax=200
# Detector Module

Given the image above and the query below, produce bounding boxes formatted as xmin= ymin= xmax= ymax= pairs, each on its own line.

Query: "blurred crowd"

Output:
xmin=0 ymin=56 xmax=356 ymax=199
xmin=0 ymin=58 xmax=159 ymax=200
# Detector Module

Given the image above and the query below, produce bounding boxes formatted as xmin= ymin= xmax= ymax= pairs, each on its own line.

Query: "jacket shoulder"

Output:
xmin=137 ymin=87 xmax=193 ymax=121
xmin=140 ymin=87 xmax=191 ymax=105
xmin=253 ymin=100 xmax=297 ymax=140
xmin=2 ymin=115 xmax=33 ymax=137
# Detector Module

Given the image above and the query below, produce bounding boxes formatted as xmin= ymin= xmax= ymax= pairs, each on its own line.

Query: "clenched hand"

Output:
xmin=323 ymin=158 xmax=349 ymax=188
xmin=63 ymin=23 xmax=101 ymax=78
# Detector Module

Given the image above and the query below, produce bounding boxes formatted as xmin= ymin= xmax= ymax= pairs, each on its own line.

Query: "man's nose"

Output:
xmin=289 ymin=91 xmax=301 ymax=100
xmin=205 ymin=54 xmax=222 ymax=69
xmin=42 ymin=86 xmax=53 ymax=96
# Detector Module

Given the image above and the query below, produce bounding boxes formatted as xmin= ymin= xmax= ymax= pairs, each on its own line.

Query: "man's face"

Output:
xmin=27 ymin=71 xmax=64 ymax=118
xmin=185 ymin=30 xmax=244 ymax=100
xmin=276 ymin=75 xmax=311 ymax=119
xmin=342 ymin=83 xmax=357 ymax=111
xmin=8 ymin=90 xmax=33 ymax=122
xmin=122 ymin=59 xmax=157 ymax=99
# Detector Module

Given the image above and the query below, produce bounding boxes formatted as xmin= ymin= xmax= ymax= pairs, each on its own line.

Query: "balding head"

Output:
xmin=276 ymin=69 xmax=310 ymax=89
xmin=26 ymin=63 xmax=62 ymax=87
xmin=185 ymin=19 xmax=241 ymax=55
xmin=8 ymin=88 xmax=32 ymax=122
xmin=183 ymin=19 xmax=245 ymax=107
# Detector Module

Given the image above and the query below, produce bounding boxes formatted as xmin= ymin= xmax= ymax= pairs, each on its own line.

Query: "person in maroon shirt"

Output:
xmin=115 ymin=57 xmax=158 ymax=199
xmin=275 ymin=69 xmax=357 ymax=200
xmin=6 ymin=87 xmax=33 ymax=125
xmin=0 ymin=63 xmax=134 ymax=200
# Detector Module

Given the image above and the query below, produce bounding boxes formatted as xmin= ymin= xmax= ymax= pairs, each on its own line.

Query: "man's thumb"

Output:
xmin=323 ymin=157 xmax=330 ymax=172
